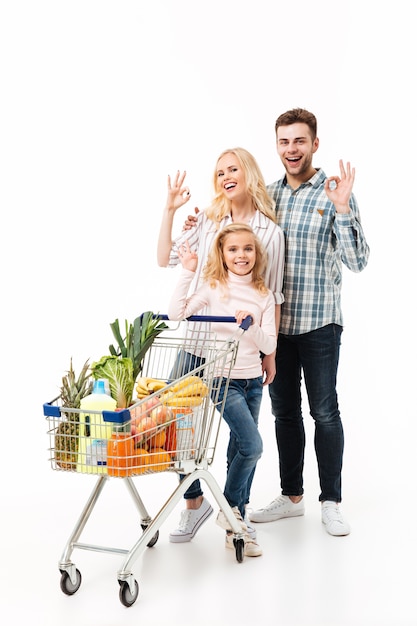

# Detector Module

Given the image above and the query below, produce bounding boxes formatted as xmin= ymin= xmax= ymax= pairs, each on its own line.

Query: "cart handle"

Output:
xmin=156 ymin=314 xmax=253 ymax=331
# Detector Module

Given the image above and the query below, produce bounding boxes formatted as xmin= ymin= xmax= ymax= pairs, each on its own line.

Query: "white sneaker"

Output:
xmin=244 ymin=507 xmax=257 ymax=540
xmin=321 ymin=501 xmax=350 ymax=536
xmin=249 ymin=495 xmax=305 ymax=523
xmin=216 ymin=506 xmax=245 ymax=531
xmin=225 ymin=531 xmax=262 ymax=557
xmin=169 ymin=497 xmax=213 ymax=543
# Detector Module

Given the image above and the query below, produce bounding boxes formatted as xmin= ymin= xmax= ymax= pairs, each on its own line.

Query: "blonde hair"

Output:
xmin=202 ymin=223 xmax=269 ymax=295
xmin=205 ymin=147 xmax=277 ymax=225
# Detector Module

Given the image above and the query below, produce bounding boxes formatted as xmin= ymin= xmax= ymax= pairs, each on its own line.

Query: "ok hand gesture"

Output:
xmin=324 ymin=160 xmax=355 ymax=214
xmin=166 ymin=170 xmax=192 ymax=214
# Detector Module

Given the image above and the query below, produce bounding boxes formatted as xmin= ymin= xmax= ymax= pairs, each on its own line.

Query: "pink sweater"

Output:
xmin=168 ymin=269 xmax=277 ymax=379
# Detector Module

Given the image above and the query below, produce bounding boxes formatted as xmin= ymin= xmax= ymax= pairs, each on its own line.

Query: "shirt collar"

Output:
xmin=281 ymin=167 xmax=326 ymax=190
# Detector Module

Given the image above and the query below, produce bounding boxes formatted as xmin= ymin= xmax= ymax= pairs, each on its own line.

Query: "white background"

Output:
xmin=1 ymin=1 xmax=416 ymax=625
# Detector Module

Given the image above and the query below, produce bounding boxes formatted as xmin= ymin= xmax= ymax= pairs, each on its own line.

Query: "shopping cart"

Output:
xmin=43 ymin=314 xmax=253 ymax=607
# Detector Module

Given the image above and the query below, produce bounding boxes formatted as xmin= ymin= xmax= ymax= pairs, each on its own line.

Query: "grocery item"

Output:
xmin=160 ymin=376 xmax=208 ymax=407
xmin=55 ymin=358 xmax=93 ymax=470
xmin=107 ymin=422 xmax=135 ymax=477
xmin=76 ymin=379 xmax=117 ymax=474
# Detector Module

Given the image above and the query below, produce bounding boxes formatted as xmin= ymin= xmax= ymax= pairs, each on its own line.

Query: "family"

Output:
xmin=157 ymin=108 xmax=370 ymax=557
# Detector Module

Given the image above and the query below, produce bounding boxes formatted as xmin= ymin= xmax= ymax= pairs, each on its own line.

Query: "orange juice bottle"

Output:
xmin=107 ymin=422 xmax=135 ymax=477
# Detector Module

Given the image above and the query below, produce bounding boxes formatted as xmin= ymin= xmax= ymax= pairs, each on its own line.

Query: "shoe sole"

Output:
xmin=249 ymin=509 xmax=305 ymax=523
xmin=169 ymin=506 xmax=213 ymax=543
xmin=322 ymin=521 xmax=351 ymax=536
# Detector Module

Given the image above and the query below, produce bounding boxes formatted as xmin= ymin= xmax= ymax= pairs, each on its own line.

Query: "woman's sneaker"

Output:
xmin=169 ymin=497 xmax=213 ymax=543
xmin=244 ymin=508 xmax=257 ymax=540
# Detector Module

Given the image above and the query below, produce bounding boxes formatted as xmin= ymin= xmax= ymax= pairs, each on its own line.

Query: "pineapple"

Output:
xmin=55 ymin=358 xmax=93 ymax=470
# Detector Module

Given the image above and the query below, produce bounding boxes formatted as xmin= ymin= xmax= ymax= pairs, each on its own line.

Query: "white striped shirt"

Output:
xmin=168 ymin=210 xmax=285 ymax=303
xmin=167 ymin=210 xmax=285 ymax=347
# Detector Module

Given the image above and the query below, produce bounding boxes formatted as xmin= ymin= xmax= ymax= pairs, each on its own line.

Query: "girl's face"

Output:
xmin=216 ymin=153 xmax=247 ymax=201
xmin=222 ymin=231 xmax=256 ymax=276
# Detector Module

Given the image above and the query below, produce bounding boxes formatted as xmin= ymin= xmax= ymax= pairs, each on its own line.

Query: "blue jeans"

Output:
xmin=268 ymin=324 xmax=344 ymax=503
xmin=216 ymin=377 xmax=263 ymax=518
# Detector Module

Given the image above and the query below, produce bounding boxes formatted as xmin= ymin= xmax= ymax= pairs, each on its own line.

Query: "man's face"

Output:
xmin=276 ymin=122 xmax=319 ymax=181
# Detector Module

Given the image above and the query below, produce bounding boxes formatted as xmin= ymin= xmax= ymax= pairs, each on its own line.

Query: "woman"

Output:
xmin=157 ymin=147 xmax=285 ymax=543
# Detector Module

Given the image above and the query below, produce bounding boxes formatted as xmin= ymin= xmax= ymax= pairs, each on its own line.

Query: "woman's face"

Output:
xmin=222 ymin=231 xmax=256 ymax=276
xmin=216 ymin=153 xmax=247 ymax=201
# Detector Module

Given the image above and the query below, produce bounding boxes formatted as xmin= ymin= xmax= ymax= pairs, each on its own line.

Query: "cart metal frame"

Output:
xmin=44 ymin=315 xmax=252 ymax=607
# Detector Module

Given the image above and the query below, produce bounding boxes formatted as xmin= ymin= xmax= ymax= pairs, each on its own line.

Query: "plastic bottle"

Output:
xmin=107 ymin=421 xmax=135 ymax=477
xmin=76 ymin=379 xmax=117 ymax=474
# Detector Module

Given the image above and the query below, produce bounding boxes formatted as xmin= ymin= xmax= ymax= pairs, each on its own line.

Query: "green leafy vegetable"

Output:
xmin=109 ymin=311 xmax=168 ymax=382
xmin=90 ymin=355 xmax=134 ymax=409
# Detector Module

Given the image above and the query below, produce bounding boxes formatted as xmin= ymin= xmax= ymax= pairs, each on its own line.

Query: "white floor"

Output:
xmin=5 ymin=387 xmax=416 ymax=626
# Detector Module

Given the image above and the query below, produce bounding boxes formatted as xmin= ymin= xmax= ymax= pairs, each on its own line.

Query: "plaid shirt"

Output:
xmin=268 ymin=168 xmax=370 ymax=335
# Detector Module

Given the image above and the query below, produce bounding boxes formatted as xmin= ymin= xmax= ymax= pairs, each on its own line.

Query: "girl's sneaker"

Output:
xmin=225 ymin=531 xmax=262 ymax=557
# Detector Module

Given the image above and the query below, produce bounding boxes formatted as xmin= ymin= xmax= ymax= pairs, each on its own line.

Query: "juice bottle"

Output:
xmin=107 ymin=421 xmax=135 ymax=477
xmin=170 ymin=407 xmax=194 ymax=461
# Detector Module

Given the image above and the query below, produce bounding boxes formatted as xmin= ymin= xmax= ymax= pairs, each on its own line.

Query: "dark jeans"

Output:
xmin=268 ymin=324 xmax=344 ymax=502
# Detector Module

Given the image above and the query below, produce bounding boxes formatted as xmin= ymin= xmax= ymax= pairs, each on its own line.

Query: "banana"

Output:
xmin=136 ymin=377 xmax=167 ymax=396
xmin=168 ymin=376 xmax=208 ymax=397
xmin=161 ymin=394 xmax=205 ymax=407
xmin=168 ymin=375 xmax=205 ymax=394
xmin=147 ymin=379 xmax=167 ymax=392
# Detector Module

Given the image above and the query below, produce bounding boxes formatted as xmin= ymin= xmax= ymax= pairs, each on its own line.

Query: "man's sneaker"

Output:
xmin=249 ymin=495 xmax=305 ymax=523
xmin=169 ymin=497 xmax=213 ymax=543
xmin=225 ymin=531 xmax=263 ymax=557
xmin=321 ymin=501 xmax=351 ymax=536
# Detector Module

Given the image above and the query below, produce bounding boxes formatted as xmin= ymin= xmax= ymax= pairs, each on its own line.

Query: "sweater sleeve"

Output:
xmin=167 ymin=269 xmax=210 ymax=320
xmin=245 ymin=291 xmax=277 ymax=356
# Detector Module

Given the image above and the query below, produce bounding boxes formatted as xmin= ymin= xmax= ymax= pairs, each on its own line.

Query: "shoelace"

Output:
xmin=177 ymin=510 xmax=193 ymax=531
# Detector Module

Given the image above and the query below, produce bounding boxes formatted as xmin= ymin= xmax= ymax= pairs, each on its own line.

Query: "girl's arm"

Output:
xmin=167 ymin=241 xmax=208 ymax=320
xmin=167 ymin=270 xmax=209 ymax=320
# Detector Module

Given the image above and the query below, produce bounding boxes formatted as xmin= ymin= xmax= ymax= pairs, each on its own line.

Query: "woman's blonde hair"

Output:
xmin=202 ymin=223 xmax=269 ymax=295
xmin=205 ymin=147 xmax=277 ymax=224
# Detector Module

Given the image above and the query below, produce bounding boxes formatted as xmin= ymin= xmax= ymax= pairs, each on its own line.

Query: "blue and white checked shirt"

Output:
xmin=268 ymin=168 xmax=370 ymax=335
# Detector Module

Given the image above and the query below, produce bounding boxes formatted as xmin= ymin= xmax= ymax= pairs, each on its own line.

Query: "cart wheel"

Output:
xmin=59 ymin=568 xmax=82 ymax=595
xmin=234 ymin=538 xmax=245 ymax=563
xmin=141 ymin=523 xmax=159 ymax=547
xmin=119 ymin=579 xmax=139 ymax=607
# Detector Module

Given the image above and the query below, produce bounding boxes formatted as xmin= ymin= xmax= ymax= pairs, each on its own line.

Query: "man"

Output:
xmin=249 ymin=108 xmax=370 ymax=535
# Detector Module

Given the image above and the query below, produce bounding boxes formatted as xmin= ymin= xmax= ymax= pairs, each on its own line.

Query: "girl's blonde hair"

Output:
xmin=205 ymin=147 xmax=277 ymax=225
xmin=202 ymin=223 xmax=269 ymax=295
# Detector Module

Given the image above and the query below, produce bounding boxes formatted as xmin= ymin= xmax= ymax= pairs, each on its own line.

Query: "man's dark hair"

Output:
xmin=275 ymin=108 xmax=317 ymax=140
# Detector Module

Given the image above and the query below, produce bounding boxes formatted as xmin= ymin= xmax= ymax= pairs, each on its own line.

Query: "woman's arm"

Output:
xmin=157 ymin=171 xmax=192 ymax=267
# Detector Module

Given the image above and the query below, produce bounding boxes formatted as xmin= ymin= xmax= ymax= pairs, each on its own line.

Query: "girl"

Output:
xmin=158 ymin=148 xmax=285 ymax=543
xmin=168 ymin=223 xmax=277 ymax=557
